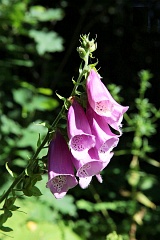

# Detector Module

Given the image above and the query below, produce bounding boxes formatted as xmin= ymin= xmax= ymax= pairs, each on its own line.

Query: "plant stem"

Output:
xmin=0 ymin=53 xmax=90 ymax=204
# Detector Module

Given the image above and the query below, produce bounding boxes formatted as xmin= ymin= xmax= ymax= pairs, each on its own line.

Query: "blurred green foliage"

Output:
xmin=0 ymin=0 xmax=160 ymax=240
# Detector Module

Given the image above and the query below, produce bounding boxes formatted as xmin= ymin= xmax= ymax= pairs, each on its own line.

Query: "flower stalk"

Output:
xmin=0 ymin=34 xmax=96 ymax=205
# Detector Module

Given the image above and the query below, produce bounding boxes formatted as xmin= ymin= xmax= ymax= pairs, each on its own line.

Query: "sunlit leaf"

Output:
xmin=29 ymin=30 xmax=64 ymax=55
xmin=5 ymin=163 xmax=17 ymax=178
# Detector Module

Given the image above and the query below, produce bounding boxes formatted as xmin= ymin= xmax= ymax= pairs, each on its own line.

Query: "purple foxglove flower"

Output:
xmin=86 ymin=106 xmax=119 ymax=160
xmin=46 ymin=131 xmax=78 ymax=199
xmin=67 ymin=99 xmax=95 ymax=159
xmin=86 ymin=69 xmax=129 ymax=132
xmin=78 ymin=151 xmax=114 ymax=189
xmin=72 ymin=147 xmax=113 ymax=189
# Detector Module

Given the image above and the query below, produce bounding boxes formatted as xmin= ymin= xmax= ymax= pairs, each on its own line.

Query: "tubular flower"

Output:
xmin=46 ymin=131 xmax=78 ymax=199
xmin=86 ymin=105 xmax=119 ymax=160
xmin=78 ymin=151 xmax=114 ymax=189
xmin=72 ymin=147 xmax=104 ymax=178
xmin=67 ymin=99 xmax=95 ymax=159
xmin=86 ymin=69 xmax=129 ymax=132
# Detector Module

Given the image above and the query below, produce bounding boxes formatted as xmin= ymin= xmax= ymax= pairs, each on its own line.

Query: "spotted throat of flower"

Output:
xmin=95 ymin=100 xmax=114 ymax=116
xmin=51 ymin=175 xmax=67 ymax=192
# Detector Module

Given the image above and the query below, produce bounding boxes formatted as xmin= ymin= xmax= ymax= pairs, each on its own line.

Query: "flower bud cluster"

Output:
xmin=47 ymin=69 xmax=129 ymax=199
xmin=77 ymin=34 xmax=97 ymax=61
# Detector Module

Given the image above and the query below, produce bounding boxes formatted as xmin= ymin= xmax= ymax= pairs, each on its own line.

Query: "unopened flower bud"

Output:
xmin=77 ymin=47 xmax=87 ymax=60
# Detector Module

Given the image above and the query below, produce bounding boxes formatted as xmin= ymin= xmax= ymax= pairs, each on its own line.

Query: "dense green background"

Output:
xmin=0 ymin=0 xmax=160 ymax=239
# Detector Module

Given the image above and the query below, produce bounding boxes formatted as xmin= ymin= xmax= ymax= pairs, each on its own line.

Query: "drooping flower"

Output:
xmin=78 ymin=151 xmax=114 ymax=189
xmin=67 ymin=98 xmax=95 ymax=159
xmin=46 ymin=131 xmax=78 ymax=199
xmin=86 ymin=105 xmax=119 ymax=160
xmin=71 ymin=146 xmax=113 ymax=189
xmin=86 ymin=69 xmax=129 ymax=133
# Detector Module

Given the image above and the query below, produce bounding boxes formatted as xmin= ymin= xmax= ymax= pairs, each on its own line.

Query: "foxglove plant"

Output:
xmin=47 ymin=131 xmax=78 ymax=199
xmin=86 ymin=69 xmax=129 ymax=133
xmin=0 ymin=35 xmax=129 ymax=232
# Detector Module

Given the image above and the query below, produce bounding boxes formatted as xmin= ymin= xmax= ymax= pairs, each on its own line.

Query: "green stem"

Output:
xmin=0 ymin=53 xmax=90 ymax=204
xmin=71 ymin=53 xmax=89 ymax=96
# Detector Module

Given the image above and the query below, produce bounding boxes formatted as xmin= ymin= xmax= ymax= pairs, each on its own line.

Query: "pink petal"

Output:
xmin=86 ymin=106 xmax=119 ymax=155
xmin=47 ymin=132 xmax=78 ymax=199
xmin=67 ymin=99 xmax=95 ymax=159
xmin=86 ymin=69 xmax=129 ymax=129
xmin=96 ymin=174 xmax=103 ymax=183
xmin=72 ymin=147 xmax=104 ymax=178
xmin=79 ymin=177 xmax=92 ymax=189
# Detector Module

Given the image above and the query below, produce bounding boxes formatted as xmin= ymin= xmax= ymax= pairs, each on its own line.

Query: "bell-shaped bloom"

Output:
xmin=72 ymin=146 xmax=113 ymax=189
xmin=78 ymin=151 xmax=114 ymax=189
xmin=86 ymin=69 xmax=129 ymax=133
xmin=46 ymin=131 xmax=78 ymax=199
xmin=67 ymin=99 xmax=95 ymax=159
xmin=86 ymin=106 xmax=119 ymax=160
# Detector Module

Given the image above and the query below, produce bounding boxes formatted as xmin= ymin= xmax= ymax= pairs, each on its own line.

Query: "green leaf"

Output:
xmin=5 ymin=163 xmax=17 ymax=178
xmin=29 ymin=6 xmax=64 ymax=22
xmin=9 ymin=205 xmax=20 ymax=211
xmin=22 ymin=188 xmax=33 ymax=197
xmin=29 ymin=30 xmax=64 ymax=55
xmin=4 ymin=197 xmax=16 ymax=209
xmin=30 ymin=95 xmax=59 ymax=112
xmin=23 ymin=186 xmax=42 ymax=197
xmin=30 ymin=186 xmax=42 ymax=196
xmin=136 ymin=192 xmax=156 ymax=209
xmin=0 ymin=225 xmax=13 ymax=232
xmin=1 ymin=115 xmax=22 ymax=135
xmin=0 ymin=210 xmax=12 ymax=227
xmin=56 ymin=92 xmax=66 ymax=101
xmin=37 ymin=88 xmax=53 ymax=96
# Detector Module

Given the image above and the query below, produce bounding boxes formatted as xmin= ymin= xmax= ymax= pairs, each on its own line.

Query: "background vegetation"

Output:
xmin=0 ymin=0 xmax=160 ymax=239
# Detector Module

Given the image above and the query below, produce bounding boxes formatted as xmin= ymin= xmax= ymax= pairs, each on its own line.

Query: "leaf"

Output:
xmin=30 ymin=186 xmax=42 ymax=197
xmin=9 ymin=205 xmax=20 ymax=211
xmin=1 ymin=115 xmax=22 ymax=135
xmin=136 ymin=192 xmax=156 ymax=209
xmin=0 ymin=210 xmax=12 ymax=226
xmin=0 ymin=225 xmax=13 ymax=232
xmin=29 ymin=6 xmax=64 ymax=22
xmin=29 ymin=30 xmax=64 ymax=55
xmin=5 ymin=163 xmax=17 ymax=178
xmin=12 ymin=88 xmax=31 ymax=107
xmin=23 ymin=188 xmax=33 ymax=197
xmin=37 ymin=88 xmax=53 ymax=96
xmin=4 ymin=197 xmax=16 ymax=210
xmin=56 ymin=92 xmax=66 ymax=101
